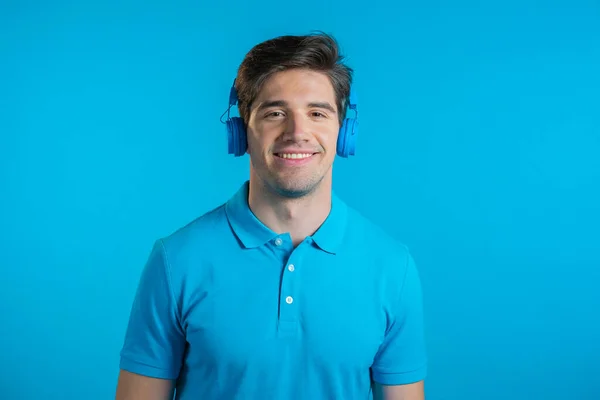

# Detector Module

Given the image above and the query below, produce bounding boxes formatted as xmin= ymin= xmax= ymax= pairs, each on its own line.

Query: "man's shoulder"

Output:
xmin=342 ymin=204 xmax=414 ymax=278
xmin=157 ymin=202 xmax=231 ymax=260
xmin=342 ymin=204 xmax=419 ymax=296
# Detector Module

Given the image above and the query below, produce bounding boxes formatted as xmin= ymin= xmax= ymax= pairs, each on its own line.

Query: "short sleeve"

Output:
xmin=119 ymin=239 xmax=186 ymax=380
xmin=371 ymin=252 xmax=428 ymax=385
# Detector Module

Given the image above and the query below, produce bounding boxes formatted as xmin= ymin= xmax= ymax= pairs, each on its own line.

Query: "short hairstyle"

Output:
xmin=234 ymin=32 xmax=354 ymax=126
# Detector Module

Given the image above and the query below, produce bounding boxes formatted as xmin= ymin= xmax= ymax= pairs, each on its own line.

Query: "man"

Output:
xmin=115 ymin=32 xmax=427 ymax=400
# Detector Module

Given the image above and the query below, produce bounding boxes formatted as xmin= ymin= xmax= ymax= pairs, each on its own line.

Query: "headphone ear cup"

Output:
xmin=337 ymin=118 xmax=358 ymax=157
xmin=226 ymin=117 xmax=248 ymax=157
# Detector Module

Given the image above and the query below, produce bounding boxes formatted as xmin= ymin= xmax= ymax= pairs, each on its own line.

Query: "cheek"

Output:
xmin=318 ymin=128 xmax=340 ymax=152
xmin=249 ymin=126 xmax=277 ymax=147
xmin=246 ymin=128 xmax=266 ymax=151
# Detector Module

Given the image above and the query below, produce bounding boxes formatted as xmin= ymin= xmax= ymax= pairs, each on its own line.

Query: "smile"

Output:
xmin=273 ymin=152 xmax=318 ymax=166
xmin=274 ymin=153 xmax=315 ymax=159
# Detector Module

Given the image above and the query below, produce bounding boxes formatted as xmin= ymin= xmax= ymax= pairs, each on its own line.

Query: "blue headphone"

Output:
xmin=220 ymin=79 xmax=359 ymax=157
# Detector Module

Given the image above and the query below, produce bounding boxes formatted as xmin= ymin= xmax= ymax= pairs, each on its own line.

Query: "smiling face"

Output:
xmin=246 ymin=68 xmax=341 ymax=198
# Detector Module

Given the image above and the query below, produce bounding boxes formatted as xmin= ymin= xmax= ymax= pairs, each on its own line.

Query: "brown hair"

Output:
xmin=234 ymin=32 xmax=354 ymax=126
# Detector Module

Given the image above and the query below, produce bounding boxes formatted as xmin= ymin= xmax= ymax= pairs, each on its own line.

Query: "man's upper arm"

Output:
xmin=115 ymin=370 xmax=175 ymax=400
xmin=371 ymin=250 xmax=428 ymax=387
xmin=118 ymin=240 xmax=186 ymax=385
xmin=372 ymin=380 xmax=425 ymax=400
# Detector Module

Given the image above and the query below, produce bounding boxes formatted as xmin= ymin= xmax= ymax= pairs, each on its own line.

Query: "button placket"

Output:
xmin=278 ymin=252 xmax=302 ymax=336
xmin=283 ymin=261 xmax=297 ymax=304
xmin=281 ymin=263 xmax=297 ymax=311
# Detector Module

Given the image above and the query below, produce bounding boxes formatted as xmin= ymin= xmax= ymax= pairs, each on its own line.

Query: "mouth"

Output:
xmin=274 ymin=152 xmax=317 ymax=160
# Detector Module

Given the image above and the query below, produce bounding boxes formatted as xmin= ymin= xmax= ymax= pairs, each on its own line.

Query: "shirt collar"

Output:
xmin=225 ymin=181 xmax=278 ymax=249
xmin=310 ymin=190 xmax=347 ymax=254
xmin=225 ymin=181 xmax=347 ymax=253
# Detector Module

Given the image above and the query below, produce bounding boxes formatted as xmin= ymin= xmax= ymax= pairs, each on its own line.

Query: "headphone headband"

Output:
xmin=228 ymin=79 xmax=239 ymax=107
xmin=348 ymin=88 xmax=357 ymax=110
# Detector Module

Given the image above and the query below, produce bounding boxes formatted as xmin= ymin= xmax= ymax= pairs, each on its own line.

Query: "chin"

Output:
xmin=273 ymin=186 xmax=313 ymax=199
xmin=269 ymin=175 xmax=326 ymax=199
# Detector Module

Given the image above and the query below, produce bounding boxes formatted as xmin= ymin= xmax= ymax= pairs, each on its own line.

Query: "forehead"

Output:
xmin=255 ymin=69 xmax=336 ymax=103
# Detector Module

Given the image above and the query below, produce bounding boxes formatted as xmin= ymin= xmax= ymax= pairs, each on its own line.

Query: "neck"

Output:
xmin=248 ymin=175 xmax=332 ymax=247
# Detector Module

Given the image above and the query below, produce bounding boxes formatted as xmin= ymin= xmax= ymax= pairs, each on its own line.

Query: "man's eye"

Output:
xmin=266 ymin=111 xmax=284 ymax=118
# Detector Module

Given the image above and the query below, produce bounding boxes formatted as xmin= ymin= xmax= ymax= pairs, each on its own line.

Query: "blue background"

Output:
xmin=1 ymin=1 xmax=599 ymax=399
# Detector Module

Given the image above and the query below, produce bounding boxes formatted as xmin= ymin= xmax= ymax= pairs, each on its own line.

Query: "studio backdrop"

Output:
xmin=1 ymin=1 xmax=599 ymax=399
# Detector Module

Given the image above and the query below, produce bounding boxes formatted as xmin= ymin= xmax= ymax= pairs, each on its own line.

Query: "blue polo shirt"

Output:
xmin=119 ymin=181 xmax=427 ymax=399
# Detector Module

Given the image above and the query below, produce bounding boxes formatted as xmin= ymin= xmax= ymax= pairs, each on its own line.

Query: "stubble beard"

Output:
xmin=253 ymin=157 xmax=330 ymax=200
xmin=271 ymin=171 xmax=326 ymax=199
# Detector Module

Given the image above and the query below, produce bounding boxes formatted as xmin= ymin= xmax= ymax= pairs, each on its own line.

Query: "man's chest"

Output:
xmin=179 ymin=254 xmax=388 ymax=374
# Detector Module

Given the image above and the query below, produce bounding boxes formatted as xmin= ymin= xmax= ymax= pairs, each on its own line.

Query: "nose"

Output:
xmin=282 ymin=113 xmax=310 ymax=142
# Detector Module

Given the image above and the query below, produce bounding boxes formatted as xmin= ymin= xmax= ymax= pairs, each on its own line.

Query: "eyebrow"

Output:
xmin=256 ymin=100 xmax=337 ymax=114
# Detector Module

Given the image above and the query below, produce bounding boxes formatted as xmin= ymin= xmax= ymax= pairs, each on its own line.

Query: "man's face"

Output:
xmin=246 ymin=68 xmax=340 ymax=198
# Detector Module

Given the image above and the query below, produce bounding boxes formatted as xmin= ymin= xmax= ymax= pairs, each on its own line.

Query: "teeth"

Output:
xmin=278 ymin=153 xmax=312 ymax=159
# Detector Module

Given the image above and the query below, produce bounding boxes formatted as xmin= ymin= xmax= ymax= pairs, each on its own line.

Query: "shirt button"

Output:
xmin=285 ymin=296 xmax=293 ymax=304
xmin=288 ymin=264 xmax=295 ymax=272
xmin=274 ymin=238 xmax=283 ymax=246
